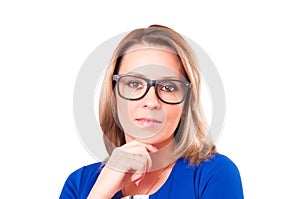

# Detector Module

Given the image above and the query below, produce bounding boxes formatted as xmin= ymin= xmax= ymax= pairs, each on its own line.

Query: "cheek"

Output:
xmin=116 ymin=97 xmax=143 ymax=135
xmin=166 ymin=105 xmax=182 ymax=120
xmin=116 ymin=98 xmax=133 ymax=135
xmin=117 ymin=98 xmax=137 ymax=121
xmin=164 ymin=105 xmax=183 ymax=131
xmin=117 ymin=97 xmax=131 ymax=121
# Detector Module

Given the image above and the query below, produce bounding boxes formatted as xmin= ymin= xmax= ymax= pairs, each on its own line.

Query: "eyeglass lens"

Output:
xmin=117 ymin=75 xmax=187 ymax=104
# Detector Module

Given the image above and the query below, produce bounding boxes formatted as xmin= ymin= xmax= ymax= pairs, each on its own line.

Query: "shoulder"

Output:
xmin=175 ymin=153 xmax=244 ymax=198
xmin=59 ymin=162 xmax=104 ymax=199
xmin=199 ymin=153 xmax=240 ymax=173
xmin=199 ymin=153 xmax=243 ymax=198
xmin=67 ymin=162 xmax=103 ymax=184
xmin=178 ymin=153 xmax=240 ymax=174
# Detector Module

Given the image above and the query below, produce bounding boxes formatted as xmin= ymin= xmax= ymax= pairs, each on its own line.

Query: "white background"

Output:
xmin=1 ymin=1 xmax=299 ymax=198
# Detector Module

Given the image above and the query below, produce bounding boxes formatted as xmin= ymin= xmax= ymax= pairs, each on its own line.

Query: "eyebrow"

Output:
xmin=126 ymin=72 xmax=182 ymax=80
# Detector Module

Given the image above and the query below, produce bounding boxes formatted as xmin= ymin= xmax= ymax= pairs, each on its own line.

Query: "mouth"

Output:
xmin=135 ymin=117 xmax=162 ymax=128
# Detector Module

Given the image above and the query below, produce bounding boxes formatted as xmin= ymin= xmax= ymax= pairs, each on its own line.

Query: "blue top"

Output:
xmin=60 ymin=153 xmax=243 ymax=199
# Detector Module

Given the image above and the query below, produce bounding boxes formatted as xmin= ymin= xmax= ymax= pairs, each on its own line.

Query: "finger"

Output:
xmin=135 ymin=179 xmax=143 ymax=187
xmin=119 ymin=142 xmax=155 ymax=171
xmin=123 ymin=140 xmax=159 ymax=153
xmin=144 ymin=144 xmax=159 ymax=153
xmin=128 ymin=154 xmax=148 ymax=174
xmin=106 ymin=149 xmax=139 ymax=172
xmin=106 ymin=142 xmax=156 ymax=173
xmin=131 ymin=173 xmax=144 ymax=185
xmin=142 ymin=152 xmax=152 ymax=172
xmin=130 ymin=157 xmax=147 ymax=186
xmin=129 ymin=151 xmax=152 ymax=173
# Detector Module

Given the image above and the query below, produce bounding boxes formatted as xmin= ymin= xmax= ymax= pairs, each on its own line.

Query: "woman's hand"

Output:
xmin=87 ymin=140 xmax=158 ymax=199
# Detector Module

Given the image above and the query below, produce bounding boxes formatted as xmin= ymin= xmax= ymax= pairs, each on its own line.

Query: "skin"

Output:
xmin=88 ymin=45 xmax=185 ymax=198
xmin=117 ymin=45 xmax=185 ymax=148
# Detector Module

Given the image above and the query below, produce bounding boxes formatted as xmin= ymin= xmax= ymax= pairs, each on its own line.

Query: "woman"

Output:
xmin=60 ymin=25 xmax=244 ymax=199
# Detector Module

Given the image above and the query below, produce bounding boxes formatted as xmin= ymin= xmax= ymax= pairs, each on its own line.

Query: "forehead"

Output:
xmin=118 ymin=46 xmax=184 ymax=78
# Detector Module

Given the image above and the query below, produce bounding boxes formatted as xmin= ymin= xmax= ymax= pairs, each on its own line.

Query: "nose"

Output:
xmin=143 ymin=86 xmax=161 ymax=109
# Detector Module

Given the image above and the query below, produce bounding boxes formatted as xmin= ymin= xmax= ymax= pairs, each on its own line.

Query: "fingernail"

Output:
xmin=131 ymin=176 xmax=139 ymax=182
xmin=152 ymin=146 xmax=159 ymax=152
xmin=135 ymin=180 xmax=142 ymax=186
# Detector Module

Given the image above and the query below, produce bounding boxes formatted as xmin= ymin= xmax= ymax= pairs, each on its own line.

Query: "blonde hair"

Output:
xmin=99 ymin=25 xmax=216 ymax=165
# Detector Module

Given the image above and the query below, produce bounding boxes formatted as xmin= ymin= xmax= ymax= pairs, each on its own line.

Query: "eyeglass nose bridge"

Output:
xmin=146 ymin=79 xmax=157 ymax=87
xmin=143 ymin=79 xmax=159 ymax=98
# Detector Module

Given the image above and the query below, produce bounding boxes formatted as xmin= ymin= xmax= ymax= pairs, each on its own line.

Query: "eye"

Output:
xmin=160 ymin=82 xmax=178 ymax=92
xmin=127 ymin=79 xmax=144 ymax=89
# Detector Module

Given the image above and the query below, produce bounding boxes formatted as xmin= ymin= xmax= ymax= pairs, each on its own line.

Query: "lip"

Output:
xmin=135 ymin=117 xmax=162 ymax=128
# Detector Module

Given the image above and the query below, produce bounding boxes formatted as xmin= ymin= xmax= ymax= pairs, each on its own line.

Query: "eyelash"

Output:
xmin=127 ymin=80 xmax=144 ymax=88
xmin=160 ymin=83 xmax=178 ymax=92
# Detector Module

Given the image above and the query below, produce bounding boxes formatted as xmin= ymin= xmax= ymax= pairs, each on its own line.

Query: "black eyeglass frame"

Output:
xmin=113 ymin=74 xmax=191 ymax=105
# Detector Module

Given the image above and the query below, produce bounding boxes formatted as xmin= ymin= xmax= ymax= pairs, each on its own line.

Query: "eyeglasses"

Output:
xmin=113 ymin=74 xmax=191 ymax=104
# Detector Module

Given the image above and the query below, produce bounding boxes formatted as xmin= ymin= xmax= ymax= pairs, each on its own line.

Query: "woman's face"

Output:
xmin=116 ymin=45 xmax=186 ymax=148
